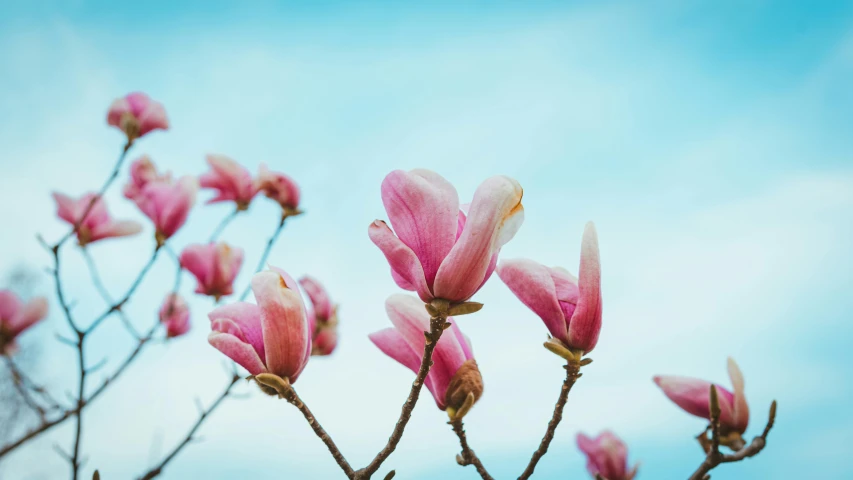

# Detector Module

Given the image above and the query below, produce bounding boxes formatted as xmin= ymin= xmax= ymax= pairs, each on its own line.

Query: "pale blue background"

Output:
xmin=0 ymin=1 xmax=851 ymax=479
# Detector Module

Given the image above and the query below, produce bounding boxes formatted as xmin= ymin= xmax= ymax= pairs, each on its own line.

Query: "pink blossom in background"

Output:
xmin=123 ymin=156 xmax=172 ymax=201
xmin=159 ymin=293 xmax=190 ymax=338
xmin=0 ymin=290 xmax=48 ymax=354
xmin=179 ymin=242 xmax=244 ymax=301
xmin=497 ymin=222 xmax=602 ymax=353
xmin=577 ymin=431 xmax=638 ymax=480
xmin=299 ymin=275 xmax=338 ymax=356
xmin=208 ymin=266 xmax=311 ymax=381
xmin=135 ymin=176 xmax=198 ymax=242
xmin=200 ymin=154 xmax=258 ymax=210
xmin=369 ymin=294 xmax=482 ymax=412
xmin=369 ymin=170 xmax=524 ymax=304
xmin=52 ymin=192 xmax=142 ymax=246
xmin=654 ymin=358 xmax=750 ymax=438
xmin=257 ymin=163 xmax=301 ymax=213
xmin=106 ymin=92 xmax=169 ymax=141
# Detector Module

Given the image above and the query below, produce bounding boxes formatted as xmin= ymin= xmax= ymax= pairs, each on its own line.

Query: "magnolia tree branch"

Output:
xmin=355 ymin=307 xmax=450 ymax=479
xmin=138 ymin=373 xmax=241 ymax=480
xmin=239 ymin=214 xmax=288 ymax=301
xmin=2 ymin=355 xmax=56 ymax=421
xmin=517 ymin=361 xmax=583 ymax=480
xmin=82 ymin=248 xmax=141 ymax=339
xmin=208 ymin=208 xmax=240 ymax=243
xmin=688 ymin=398 xmax=778 ymax=480
xmin=450 ymin=420 xmax=494 ymax=480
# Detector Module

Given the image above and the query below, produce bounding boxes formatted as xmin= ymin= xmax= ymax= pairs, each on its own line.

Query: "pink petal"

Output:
xmin=8 ymin=297 xmax=48 ymax=336
xmin=0 ymin=290 xmax=23 ymax=324
xmin=496 ymin=258 xmax=567 ymax=343
xmin=180 ymin=244 xmax=215 ymax=293
xmin=380 ymin=169 xmax=459 ymax=287
xmin=208 ymin=302 xmax=265 ymax=359
xmin=654 ymin=375 xmax=735 ymax=425
xmin=299 ymin=275 xmax=333 ymax=321
xmin=137 ymin=100 xmax=169 ymax=136
xmin=433 ymin=175 xmax=524 ymax=302
xmin=106 ymin=97 xmax=130 ymax=128
xmin=159 ymin=294 xmax=190 ymax=338
xmin=727 ymin=357 xmax=750 ymax=432
xmin=368 ymin=220 xmax=432 ymax=302
xmin=208 ymin=331 xmax=267 ymax=376
xmin=52 ymin=192 xmax=78 ymax=224
xmin=252 ymin=270 xmax=311 ymax=382
xmin=369 ymin=327 xmax=440 ymax=407
xmin=89 ymin=220 xmax=143 ymax=242
xmin=567 ymin=222 xmax=603 ymax=353
xmin=449 ymin=319 xmax=474 ymax=360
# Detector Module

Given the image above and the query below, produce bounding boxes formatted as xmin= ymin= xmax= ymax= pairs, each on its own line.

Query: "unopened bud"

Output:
xmin=444 ymin=359 xmax=484 ymax=421
xmin=253 ymin=373 xmax=292 ymax=398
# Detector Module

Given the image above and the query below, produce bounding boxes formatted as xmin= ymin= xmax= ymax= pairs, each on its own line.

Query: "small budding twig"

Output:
xmin=688 ymin=398 xmax=778 ymax=480
xmin=138 ymin=373 xmax=242 ymax=480
xmin=354 ymin=301 xmax=451 ymax=480
xmin=450 ymin=420 xmax=494 ymax=480
xmin=517 ymin=358 xmax=585 ymax=480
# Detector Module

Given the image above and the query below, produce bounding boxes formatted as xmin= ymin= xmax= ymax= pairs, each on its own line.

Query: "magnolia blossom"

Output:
xmin=208 ymin=266 xmax=311 ymax=382
xmin=200 ymin=154 xmax=258 ymax=210
xmin=654 ymin=358 xmax=750 ymax=445
xmin=257 ymin=164 xmax=301 ymax=213
xmin=107 ymin=92 xmax=168 ymax=141
xmin=0 ymin=290 xmax=48 ymax=354
xmin=180 ymin=243 xmax=244 ymax=300
xmin=159 ymin=293 xmax=190 ymax=338
xmin=369 ymin=170 xmax=524 ymax=304
xmin=299 ymin=275 xmax=337 ymax=356
xmin=123 ymin=156 xmax=172 ymax=201
xmin=577 ymin=431 xmax=638 ymax=480
xmin=53 ymin=192 xmax=142 ymax=246
xmin=369 ymin=294 xmax=482 ymax=416
xmin=497 ymin=222 xmax=602 ymax=354
xmin=135 ymin=176 xmax=198 ymax=242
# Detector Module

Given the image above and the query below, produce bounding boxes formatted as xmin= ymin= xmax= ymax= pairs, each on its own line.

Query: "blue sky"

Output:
xmin=0 ymin=1 xmax=851 ymax=479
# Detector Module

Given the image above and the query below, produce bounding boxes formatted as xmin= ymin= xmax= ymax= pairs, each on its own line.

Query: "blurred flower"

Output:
xmin=135 ymin=176 xmax=198 ymax=244
xmin=654 ymin=357 xmax=750 ymax=448
xmin=497 ymin=222 xmax=602 ymax=355
xmin=257 ymin=164 xmax=301 ymax=215
xmin=299 ymin=275 xmax=338 ymax=356
xmin=0 ymin=290 xmax=48 ymax=354
xmin=107 ymin=92 xmax=168 ymax=142
xmin=179 ymin=242 xmax=244 ymax=301
xmin=52 ymin=192 xmax=142 ymax=246
xmin=208 ymin=266 xmax=310 ymax=382
xmin=577 ymin=431 xmax=638 ymax=480
xmin=200 ymin=154 xmax=258 ymax=210
xmin=369 ymin=169 xmax=524 ymax=304
xmin=123 ymin=155 xmax=172 ymax=201
xmin=369 ymin=294 xmax=482 ymax=419
xmin=159 ymin=293 xmax=190 ymax=338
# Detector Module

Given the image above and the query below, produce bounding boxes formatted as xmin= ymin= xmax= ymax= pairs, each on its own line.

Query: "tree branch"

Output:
xmin=450 ymin=419 xmax=494 ymax=480
xmin=208 ymin=209 xmax=240 ymax=243
xmin=517 ymin=361 xmax=582 ymax=480
xmin=239 ymin=214 xmax=288 ymax=301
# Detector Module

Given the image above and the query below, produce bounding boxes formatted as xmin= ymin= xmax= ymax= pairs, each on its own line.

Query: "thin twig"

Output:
xmin=3 ymin=355 xmax=52 ymax=420
xmin=208 ymin=209 xmax=240 ymax=243
xmin=355 ymin=307 xmax=450 ymax=479
xmin=517 ymin=361 xmax=582 ymax=480
xmin=688 ymin=400 xmax=777 ymax=480
xmin=283 ymin=383 xmax=356 ymax=478
xmin=451 ymin=420 xmax=494 ymax=480
xmin=239 ymin=214 xmax=287 ymax=301
xmin=81 ymin=248 xmax=140 ymax=339
xmin=137 ymin=374 xmax=241 ymax=480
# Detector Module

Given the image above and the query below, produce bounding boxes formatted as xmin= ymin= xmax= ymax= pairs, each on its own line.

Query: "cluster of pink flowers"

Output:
xmin=0 ymin=91 xmax=770 ymax=480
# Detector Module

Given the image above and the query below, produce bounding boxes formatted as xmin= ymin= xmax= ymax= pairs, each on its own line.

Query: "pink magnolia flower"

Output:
xmin=135 ymin=176 xmax=198 ymax=243
xmin=369 ymin=294 xmax=483 ymax=415
xmin=257 ymin=164 xmax=301 ymax=213
xmin=299 ymin=275 xmax=338 ymax=356
xmin=654 ymin=358 xmax=750 ymax=439
xmin=123 ymin=155 xmax=172 ymax=201
xmin=200 ymin=154 xmax=258 ymax=210
xmin=159 ymin=293 xmax=190 ymax=338
xmin=369 ymin=170 xmax=524 ymax=305
xmin=0 ymin=290 xmax=48 ymax=354
xmin=208 ymin=266 xmax=311 ymax=381
xmin=577 ymin=431 xmax=638 ymax=480
xmin=496 ymin=222 xmax=602 ymax=354
xmin=179 ymin=243 xmax=244 ymax=301
xmin=107 ymin=92 xmax=169 ymax=141
xmin=53 ymin=192 xmax=142 ymax=246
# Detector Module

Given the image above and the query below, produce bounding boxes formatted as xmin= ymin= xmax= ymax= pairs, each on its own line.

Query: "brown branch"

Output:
xmin=138 ymin=374 xmax=241 ymax=480
xmin=450 ymin=420 xmax=494 ymax=480
xmin=517 ymin=361 xmax=582 ymax=480
xmin=688 ymin=400 xmax=777 ymax=480
xmin=355 ymin=305 xmax=450 ymax=479
xmin=2 ymin=355 xmax=55 ymax=420
xmin=239 ymin=214 xmax=288 ymax=301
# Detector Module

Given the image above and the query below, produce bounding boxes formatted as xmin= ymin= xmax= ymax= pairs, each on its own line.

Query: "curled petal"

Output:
xmin=567 ymin=222 xmax=602 ymax=353
xmin=497 ymin=258 xmax=567 ymax=342
xmin=299 ymin=275 xmax=333 ymax=321
xmin=208 ymin=331 xmax=266 ymax=376
xmin=369 ymin=327 xmax=440 ymax=406
xmin=654 ymin=375 xmax=736 ymax=426
xmin=368 ymin=220 xmax=432 ymax=302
